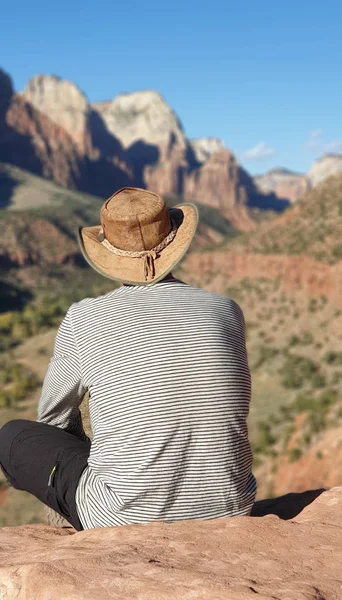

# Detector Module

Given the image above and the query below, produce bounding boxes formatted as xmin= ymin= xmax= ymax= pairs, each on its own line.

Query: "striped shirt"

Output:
xmin=37 ymin=279 xmax=256 ymax=529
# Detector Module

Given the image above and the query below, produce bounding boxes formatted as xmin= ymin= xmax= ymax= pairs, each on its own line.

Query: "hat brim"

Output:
xmin=77 ymin=203 xmax=199 ymax=285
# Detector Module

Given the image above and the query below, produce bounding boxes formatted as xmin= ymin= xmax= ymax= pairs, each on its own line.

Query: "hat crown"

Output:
xmin=101 ymin=188 xmax=171 ymax=251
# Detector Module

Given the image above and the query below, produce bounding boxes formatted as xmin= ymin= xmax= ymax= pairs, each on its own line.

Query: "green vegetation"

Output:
xmin=226 ymin=173 xmax=342 ymax=264
xmin=0 ymin=360 xmax=41 ymax=408
xmin=280 ymin=354 xmax=319 ymax=389
xmin=253 ymin=346 xmax=279 ymax=369
xmin=323 ymin=351 xmax=342 ymax=365
xmin=0 ymin=272 xmax=118 ymax=352
xmin=332 ymin=244 xmax=342 ymax=260
xmin=253 ymin=421 xmax=277 ymax=455
xmin=288 ymin=331 xmax=314 ymax=347
xmin=288 ymin=447 xmax=303 ymax=463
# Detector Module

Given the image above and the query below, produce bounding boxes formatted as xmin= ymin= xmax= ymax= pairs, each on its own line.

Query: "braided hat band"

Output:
xmin=97 ymin=218 xmax=178 ymax=281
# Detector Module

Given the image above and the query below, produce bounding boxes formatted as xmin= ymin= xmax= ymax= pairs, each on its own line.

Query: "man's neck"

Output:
xmin=121 ymin=272 xmax=181 ymax=287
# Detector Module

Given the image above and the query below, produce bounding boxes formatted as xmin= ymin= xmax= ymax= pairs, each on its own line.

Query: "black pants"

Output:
xmin=0 ymin=419 xmax=90 ymax=530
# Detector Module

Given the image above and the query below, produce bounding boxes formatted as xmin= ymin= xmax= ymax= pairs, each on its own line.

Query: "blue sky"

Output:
xmin=2 ymin=0 xmax=342 ymax=174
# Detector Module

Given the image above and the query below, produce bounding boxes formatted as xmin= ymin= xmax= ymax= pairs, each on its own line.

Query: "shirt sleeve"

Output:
xmin=37 ymin=308 xmax=89 ymax=442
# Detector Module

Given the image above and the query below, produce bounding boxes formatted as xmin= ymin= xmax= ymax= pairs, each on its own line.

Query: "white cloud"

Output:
xmin=243 ymin=142 xmax=275 ymax=161
xmin=306 ymin=130 xmax=342 ymax=154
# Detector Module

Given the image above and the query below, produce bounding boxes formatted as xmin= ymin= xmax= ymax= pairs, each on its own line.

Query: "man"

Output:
xmin=0 ymin=187 xmax=256 ymax=530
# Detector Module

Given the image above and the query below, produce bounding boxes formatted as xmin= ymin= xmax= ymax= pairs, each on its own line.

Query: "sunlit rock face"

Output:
xmin=23 ymin=75 xmax=90 ymax=153
xmin=308 ymin=154 xmax=342 ymax=188
xmin=190 ymin=137 xmax=225 ymax=163
xmin=92 ymin=90 xmax=186 ymax=150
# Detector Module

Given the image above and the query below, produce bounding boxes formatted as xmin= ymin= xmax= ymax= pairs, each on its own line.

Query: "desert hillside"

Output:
xmin=184 ymin=173 xmax=342 ymax=498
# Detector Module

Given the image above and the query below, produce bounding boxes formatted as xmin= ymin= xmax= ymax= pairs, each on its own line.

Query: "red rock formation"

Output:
xmin=184 ymin=150 xmax=256 ymax=231
xmin=0 ymin=214 xmax=79 ymax=268
xmin=6 ymin=95 xmax=83 ymax=188
xmin=184 ymin=251 xmax=342 ymax=307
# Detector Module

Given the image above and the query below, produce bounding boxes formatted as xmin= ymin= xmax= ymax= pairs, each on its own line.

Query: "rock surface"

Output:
xmin=6 ymin=94 xmax=83 ymax=188
xmin=0 ymin=487 xmax=341 ymax=599
xmin=254 ymin=168 xmax=310 ymax=203
xmin=308 ymin=154 xmax=342 ymax=188
xmin=190 ymin=137 xmax=225 ymax=163
xmin=23 ymin=75 xmax=90 ymax=153
xmin=0 ymin=69 xmax=286 ymax=224
xmin=93 ymin=90 xmax=186 ymax=149
xmin=0 ymin=69 xmax=13 ymax=118
xmin=184 ymin=149 xmax=255 ymax=230
xmin=185 ymin=251 xmax=342 ymax=307
xmin=0 ymin=73 xmax=132 ymax=197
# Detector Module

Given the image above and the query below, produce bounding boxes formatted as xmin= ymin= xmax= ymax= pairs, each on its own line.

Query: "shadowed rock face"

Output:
xmin=0 ymin=487 xmax=340 ymax=599
xmin=0 ymin=69 xmax=13 ymax=118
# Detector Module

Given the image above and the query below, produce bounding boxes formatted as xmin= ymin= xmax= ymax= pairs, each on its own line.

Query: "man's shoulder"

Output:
xmin=189 ymin=285 xmax=243 ymax=314
xmin=68 ymin=289 xmax=120 ymax=317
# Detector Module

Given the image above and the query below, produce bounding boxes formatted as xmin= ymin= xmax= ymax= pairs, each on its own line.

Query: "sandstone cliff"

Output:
xmin=0 ymin=71 xmax=133 ymax=198
xmin=93 ymin=90 xmax=186 ymax=149
xmin=184 ymin=149 xmax=255 ymax=230
xmin=190 ymin=137 xmax=225 ymax=163
xmin=93 ymin=88 xmax=270 ymax=228
xmin=23 ymin=75 xmax=91 ymax=153
xmin=0 ymin=487 xmax=341 ymax=599
xmin=254 ymin=168 xmax=310 ymax=203
xmin=308 ymin=153 xmax=342 ymax=187
xmin=1 ymin=68 xmax=289 ymax=226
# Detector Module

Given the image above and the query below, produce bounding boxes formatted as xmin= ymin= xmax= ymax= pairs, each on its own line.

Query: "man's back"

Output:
xmin=51 ymin=279 xmax=254 ymax=528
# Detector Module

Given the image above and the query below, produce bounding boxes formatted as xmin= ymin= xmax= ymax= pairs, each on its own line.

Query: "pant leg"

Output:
xmin=0 ymin=419 xmax=90 ymax=530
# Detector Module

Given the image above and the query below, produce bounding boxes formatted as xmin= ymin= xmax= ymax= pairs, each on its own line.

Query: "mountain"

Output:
xmin=23 ymin=75 xmax=91 ymax=153
xmin=0 ymin=68 xmax=289 ymax=230
xmin=231 ymin=172 xmax=342 ymax=264
xmin=92 ymin=90 xmax=186 ymax=150
xmin=307 ymin=153 xmax=342 ymax=188
xmin=190 ymin=137 xmax=225 ymax=163
xmin=255 ymin=155 xmax=342 ymax=204
xmin=254 ymin=168 xmax=310 ymax=203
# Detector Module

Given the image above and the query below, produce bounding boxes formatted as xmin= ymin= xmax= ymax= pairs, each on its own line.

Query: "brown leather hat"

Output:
xmin=78 ymin=187 xmax=198 ymax=285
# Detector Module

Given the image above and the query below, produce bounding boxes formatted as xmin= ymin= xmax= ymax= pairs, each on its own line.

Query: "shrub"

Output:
xmin=280 ymin=355 xmax=319 ymax=389
xmin=311 ymin=372 xmax=326 ymax=389
xmin=0 ymin=360 xmax=41 ymax=408
xmin=308 ymin=298 xmax=318 ymax=313
xmin=323 ymin=351 xmax=342 ymax=365
xmin=332 ymin=244 xmax=342 ymax=259
xmin=253 ymin=422 xmax=277 ymax=455
xmin=302 ymin=432 xmax=312 ymax=445
xmin=331 ymin=371 xmax=342 ymax=385
xmin=254 ymin=346 xmax=279 ymax=369
xmin=293 ymin=394 xmax=314 ymax=414
xmin=288 ymin=447 xmax=303 ymax=463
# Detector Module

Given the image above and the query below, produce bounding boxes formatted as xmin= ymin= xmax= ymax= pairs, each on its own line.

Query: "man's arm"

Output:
xmin=37 ymin=308 xmax=89 ymax=442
